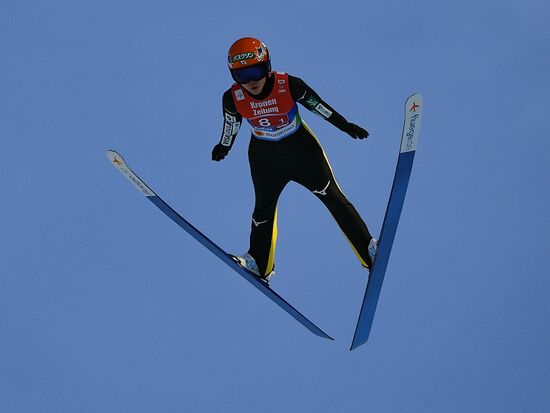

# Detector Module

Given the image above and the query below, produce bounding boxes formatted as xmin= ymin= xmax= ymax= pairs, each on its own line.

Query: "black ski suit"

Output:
xmin=213 ymin=73 xmax=373 ymax=276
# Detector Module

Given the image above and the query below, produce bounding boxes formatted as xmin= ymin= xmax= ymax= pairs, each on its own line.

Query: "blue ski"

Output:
xmin=350 ymin=93 xmax=423 ymax=350
xmin=107 ymin=150 xmax=333 ymax=340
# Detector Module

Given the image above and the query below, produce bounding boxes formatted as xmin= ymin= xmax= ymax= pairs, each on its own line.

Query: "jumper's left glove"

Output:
xmin=344 ymin=123 xmax=369 ymax=140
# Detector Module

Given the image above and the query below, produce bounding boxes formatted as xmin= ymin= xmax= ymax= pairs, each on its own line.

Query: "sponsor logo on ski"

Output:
xmin=121 ymin=166 xmax=153 ymax=196
xmin=404 ymin=113 xmax=420 ymax=152
xmin=409 ymin=101 xmax=420 ymax=112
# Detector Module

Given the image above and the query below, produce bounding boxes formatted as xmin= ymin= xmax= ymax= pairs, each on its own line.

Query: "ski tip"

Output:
xmin=407 ymin=92 xmax=422 ymax=101
xmin=107 ymin=150 xmax=132 ymax=171
xmin=400 ymin=93 xmax=423 ymax=154
xmin=107 ymin=149 xmax=124 ymax=164
xmin=106 ymin=150 xmax=156 ymax=196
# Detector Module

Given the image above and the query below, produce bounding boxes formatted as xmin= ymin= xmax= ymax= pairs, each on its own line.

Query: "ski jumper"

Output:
xmin=218 ymin=72 xmax=374 ymax=276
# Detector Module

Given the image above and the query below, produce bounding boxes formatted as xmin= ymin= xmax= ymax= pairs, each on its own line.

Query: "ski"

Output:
xmin=107 ymin=150 xmax=333 ymax=340
xmin=350 ymin=93 xmax=423 ymax=350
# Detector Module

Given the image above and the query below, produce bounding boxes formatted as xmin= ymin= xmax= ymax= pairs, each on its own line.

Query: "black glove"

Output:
xmin=344 ymin=123 xmax=369 ymax=140
xmin=212 ymin=143 xmax=231 ymax=161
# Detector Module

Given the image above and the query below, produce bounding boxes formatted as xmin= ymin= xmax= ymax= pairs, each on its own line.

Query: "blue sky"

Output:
xmin=2 ymin=1 xmax=549 ymax=412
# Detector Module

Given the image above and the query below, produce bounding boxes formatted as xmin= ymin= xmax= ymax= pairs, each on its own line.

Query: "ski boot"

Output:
xmin=233 ymin=253 xmax=275 ymax=283
xmin=367 ymin=238 xmax=378 ymax=270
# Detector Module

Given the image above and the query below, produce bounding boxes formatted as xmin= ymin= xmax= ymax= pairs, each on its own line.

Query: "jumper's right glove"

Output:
xmin=212 ymin=143 xmax=230 ymax=161
xmin=344 ymin=123 xmax=369 ymax=140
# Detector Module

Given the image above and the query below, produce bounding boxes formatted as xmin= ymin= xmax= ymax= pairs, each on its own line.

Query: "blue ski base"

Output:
xmin=107 ymin=150 xmax=332 ymax=341
xmin=350 ymin=93 xmax=422 ymax=350
xmin=350 ymin=151 xmax=416 ymax=350
xmin=147 ymin=195 xmax=334 ymax=340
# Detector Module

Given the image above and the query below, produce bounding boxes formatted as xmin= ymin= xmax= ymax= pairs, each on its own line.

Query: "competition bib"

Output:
xmin=231 ymin=72 xmax=301 ymax=140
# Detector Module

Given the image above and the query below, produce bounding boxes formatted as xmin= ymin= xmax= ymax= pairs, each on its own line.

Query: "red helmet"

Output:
xmin=227 ymin=37 xmax=271 ymax=83
xmin=228 ymin=37 xmax=270 ymax=69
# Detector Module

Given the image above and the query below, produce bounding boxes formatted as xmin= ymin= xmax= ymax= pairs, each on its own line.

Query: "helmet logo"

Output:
xmin=230 ymin=52 xmax=255 ymax=65
xmin=229 ymin=45 xmax=267 ymax=65
xmin=256 ymin=46 xmax=267 ymax=62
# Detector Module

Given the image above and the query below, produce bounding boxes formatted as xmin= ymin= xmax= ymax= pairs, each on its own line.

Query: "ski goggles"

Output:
xmin=231 ymin=63 xmax=269 ymax=84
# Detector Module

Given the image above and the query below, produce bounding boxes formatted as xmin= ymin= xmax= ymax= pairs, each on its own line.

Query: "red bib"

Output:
xmin=231 ymin=72 xmax=301 ymax=140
